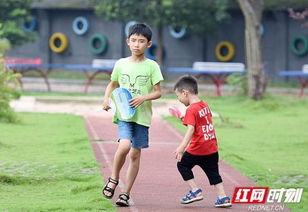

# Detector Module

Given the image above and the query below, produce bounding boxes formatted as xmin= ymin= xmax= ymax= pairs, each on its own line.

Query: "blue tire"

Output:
xmin=22 ymin=18 xmax=37 ymax=32
xmin=125 ymin=21 xmax=138 ymax=37
xmin=146 ymin=43 xmax=165 ymax=61
xmin=168 ymin=26 xmax=186 ymax=39
xmin=146 ymin=43 xmax=157 ymax=60
xmin=72 ymin=16 xmax=89 ymax=35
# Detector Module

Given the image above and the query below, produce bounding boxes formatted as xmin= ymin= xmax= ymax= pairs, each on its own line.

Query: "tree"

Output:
xmin=93 ymin=0 xmax=230 ymax=65
xmin=288 ymin=8 xmax=308 ymax=28
xmin=0 ymin=0 xmax=31 ymax=122
xmin=0 ymin=39 xmax=20 ymax=123
xmin=238 ymin=0 xmax=266 ymax=100
xmin=264 ymin=0 xmax=308 ymax=28
xmin=0 ymin=0 xmax=34 ymax=46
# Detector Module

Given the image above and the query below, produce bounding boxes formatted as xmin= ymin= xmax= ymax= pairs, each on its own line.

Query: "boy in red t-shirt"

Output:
xmin=173 ymin=75 xmax=232 ymax=208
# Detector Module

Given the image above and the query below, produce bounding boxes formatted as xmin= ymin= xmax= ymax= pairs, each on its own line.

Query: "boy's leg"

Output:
xmin=119 ymin=122 xmax=147 ymax=195
xmin=186 ymin=179 xmax=199 ymax=191
xmin=111 ymin=139 xmax=131 ymax=179
xmin=103 ymin=139 xmax=131 ymax=197
xmin=122 ymin=147 xmax=141 ymax=195
xmin=198 ymin=152 xmax=223 ymax=187
xmin=214 ymin=182 xmax=232 ymax=208
xmin=115 ymin=121 xmax=147 ymax=206
xmin=214 ymin=182 xmax=227 ymax=198
xmin=177 ymin=152 xmax=203 ymax=204
xmin=198 ymin=152 xmax=231 ymax=207
xmin=177 ymin=152 xmax=196 ymax=183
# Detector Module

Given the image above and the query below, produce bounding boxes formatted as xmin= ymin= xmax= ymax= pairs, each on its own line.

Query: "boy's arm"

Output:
xmin=129 ymin=82 xmax=162 ymax=108
xmin=175 ymin=124 xmax=195 ymax=162
xmin=102 ymin=80 xmax=119 ymax=111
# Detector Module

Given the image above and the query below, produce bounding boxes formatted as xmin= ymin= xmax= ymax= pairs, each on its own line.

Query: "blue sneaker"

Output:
xmin=181 ymin=188 xmax=203 ymax=204
xmin=214 ymin=196 xmax=232 ymax=208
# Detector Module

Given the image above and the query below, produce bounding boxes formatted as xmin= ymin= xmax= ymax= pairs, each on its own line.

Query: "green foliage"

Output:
xmin=93 ymin=0 xmax=231 ymax=35
xmin=165 ymin=0 xmax=231 ymax=35
xmin=215 ymin=0 xmax=308 ymax=10
xmin=227 ymin=73 xmax=248 ymax=95
xmin=0 ymin=39 xmax=21 ymax=123
xmin=0 ymin=0 xmax=35 ymax=46
xmin=264 ymin=0 xmax=308 ymax=10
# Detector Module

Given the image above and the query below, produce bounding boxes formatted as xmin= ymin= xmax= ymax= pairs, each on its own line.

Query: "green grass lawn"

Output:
xmin=164 ymin=95 xmax=308 ymax=212
xmin=0 ymin=113 xmax=115 ymax=212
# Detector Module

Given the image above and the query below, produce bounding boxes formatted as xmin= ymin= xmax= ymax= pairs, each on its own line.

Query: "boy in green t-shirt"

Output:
xmin=102 ymin=23 xmax=164 ymax=207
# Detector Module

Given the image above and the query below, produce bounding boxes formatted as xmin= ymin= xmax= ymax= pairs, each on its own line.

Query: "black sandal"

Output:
xmin=102 ymin=177 xmax=118 ymax=199
xmin=116 ymin=193 xmax=130 ymax=207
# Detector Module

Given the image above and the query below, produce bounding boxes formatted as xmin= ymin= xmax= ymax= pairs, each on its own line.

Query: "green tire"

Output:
xmin=89 ymin=34 xmax=108 ymax=55
xmin=290 ymin=35 xmax=308 ymax=56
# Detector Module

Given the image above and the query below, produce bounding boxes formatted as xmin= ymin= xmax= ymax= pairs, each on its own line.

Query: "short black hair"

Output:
xmin=174 ymin=75 xmax=198 ymax=94
xmin=128 ymin=23 xmax=152 ymax=42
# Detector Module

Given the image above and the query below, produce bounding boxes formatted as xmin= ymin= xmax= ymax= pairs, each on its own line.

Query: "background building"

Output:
xmin=8 ymin=0 xmax=308 ymax=80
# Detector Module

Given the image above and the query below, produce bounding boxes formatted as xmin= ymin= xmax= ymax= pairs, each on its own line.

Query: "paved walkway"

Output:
xmin=10 ymin=96 xmax=290 ymax=211
xmin=84 ymin=112 xmax=289 ymax=212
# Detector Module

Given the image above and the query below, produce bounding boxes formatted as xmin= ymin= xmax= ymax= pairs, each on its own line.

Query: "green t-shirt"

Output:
xmin=111 ymin=58 xmax=164 ymax=127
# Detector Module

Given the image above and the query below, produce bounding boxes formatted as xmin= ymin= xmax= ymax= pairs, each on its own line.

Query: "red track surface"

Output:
xmin=84 ymin=114 xmax=290 ymax=212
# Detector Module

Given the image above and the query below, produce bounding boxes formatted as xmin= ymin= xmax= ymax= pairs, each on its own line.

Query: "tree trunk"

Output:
xmin=238 ymin=0 xmax=266 ymax=100
xmin=156 ymin=24 xmax=164 ymax=66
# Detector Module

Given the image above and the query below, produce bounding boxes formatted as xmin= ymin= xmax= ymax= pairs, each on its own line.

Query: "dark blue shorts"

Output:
xmin=177 ymin=152 xmax=222 ymax=185
xmin=117 ymin=120 xmax=149 ymax=149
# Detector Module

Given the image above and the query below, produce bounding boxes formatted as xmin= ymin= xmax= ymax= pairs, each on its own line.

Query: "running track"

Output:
xmin=84 ymin=114 xmax=290 ymax=212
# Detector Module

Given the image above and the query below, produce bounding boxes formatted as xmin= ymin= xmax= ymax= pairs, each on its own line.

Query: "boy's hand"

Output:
xmin=174 ymin=146 xmax=185 ymax=162
xmin=129 ymin=96 xmax=146 ymax=108
xmin=168 ymin=106 xmax=182 ymax=119
xmin=102 ymin=98 xmax=111 ymax=111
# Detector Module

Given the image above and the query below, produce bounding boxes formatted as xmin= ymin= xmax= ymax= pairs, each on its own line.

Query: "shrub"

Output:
xmin=0 ymin=39 xmax=21 ymax=123
xmin=227 ymin=73 xmax=248 ymax=95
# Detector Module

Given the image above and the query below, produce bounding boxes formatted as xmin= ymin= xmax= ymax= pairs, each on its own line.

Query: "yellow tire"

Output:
xmin=49 ymin=32 xmax=68 ymax=53
xmin=215 ymin=41 xmax=235 ymax=62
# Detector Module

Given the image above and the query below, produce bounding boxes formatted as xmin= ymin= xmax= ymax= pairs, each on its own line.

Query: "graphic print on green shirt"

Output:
xmin=111 ymin=58 xmax=164 ymax=127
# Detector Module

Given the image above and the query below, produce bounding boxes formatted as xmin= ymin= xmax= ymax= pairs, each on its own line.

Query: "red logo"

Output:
xmin=232 ymin=187 xmax=269 ymax=204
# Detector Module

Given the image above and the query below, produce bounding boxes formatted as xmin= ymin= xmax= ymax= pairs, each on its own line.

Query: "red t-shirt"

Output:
xmin=182 ymin=101 xmax=218 ymax=155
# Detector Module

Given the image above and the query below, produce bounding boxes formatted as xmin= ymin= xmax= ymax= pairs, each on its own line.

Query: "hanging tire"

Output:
xmin=49 ymin=32 xmax=68 ymax=53
xmin=125 ymin=21 xmax=138 ymax=37
xmin=168 ymin=26 xmax=186 ymax=39
xmin=22 ymin=18 xmax=37 ymax=32
xmin=290 ymin=35 xmax=308 ymax=56
xmin=146 ymin=42 xmax=165 ymax=61
xmin=72 ymin=16 xmax=89 ymax=35
xmin=215 ymin=41 xmax=235 ymax=62
xmin=146 ymin=42 xmax=157 ymax=60
xmin=89 ymin=34 xmax=108 ymax=55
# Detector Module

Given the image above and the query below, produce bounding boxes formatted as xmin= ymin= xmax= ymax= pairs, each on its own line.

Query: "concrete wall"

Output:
xmin=48 ymin=9 xmax=123 ymax=64
xmin=8 ymin=9 xmax=308 ymax=81
xmin=9 ymin=9 xmax=125 ymax=64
